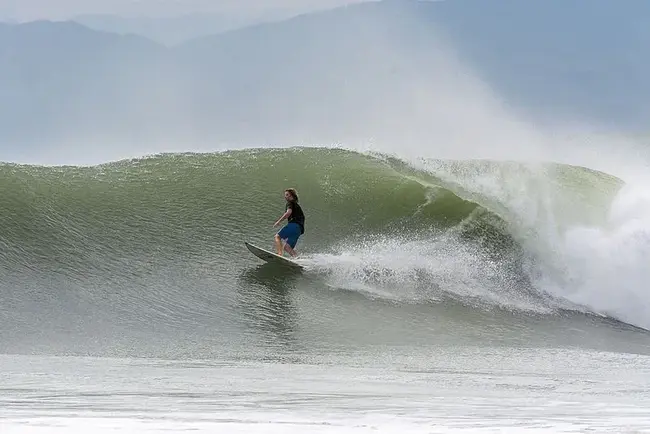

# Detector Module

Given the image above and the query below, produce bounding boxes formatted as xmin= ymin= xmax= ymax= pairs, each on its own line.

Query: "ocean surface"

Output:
xmin=2 ymin=147 xmax=650 ymax=432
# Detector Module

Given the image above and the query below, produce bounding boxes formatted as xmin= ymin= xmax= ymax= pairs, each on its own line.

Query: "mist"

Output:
xmin=0 ymin=0 xmax=648 ymax=174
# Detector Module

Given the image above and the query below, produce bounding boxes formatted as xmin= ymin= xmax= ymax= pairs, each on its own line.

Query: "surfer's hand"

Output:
xmin=273 ymin=220 xmax=280 ymax=227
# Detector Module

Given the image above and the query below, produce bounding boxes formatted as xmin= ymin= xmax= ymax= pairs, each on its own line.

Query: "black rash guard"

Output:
xmin=286 ymin=201 xmax=305 ymax=234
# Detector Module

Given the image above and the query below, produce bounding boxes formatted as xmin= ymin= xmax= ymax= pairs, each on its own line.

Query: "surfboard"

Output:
xmin=244 ymin=242 xmax=304 ymax=269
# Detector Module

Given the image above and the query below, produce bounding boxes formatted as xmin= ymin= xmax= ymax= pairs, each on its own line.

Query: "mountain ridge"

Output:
xmin=0 ymin=0 xmax=648 ymax=161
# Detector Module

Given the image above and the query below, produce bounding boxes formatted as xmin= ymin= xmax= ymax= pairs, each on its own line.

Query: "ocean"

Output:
xmin=2 ymin=147 xmax=650 ymax=432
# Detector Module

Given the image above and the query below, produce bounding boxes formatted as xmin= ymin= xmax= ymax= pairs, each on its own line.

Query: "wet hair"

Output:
xmin=285 ymin=188 xmax=299 ymax=202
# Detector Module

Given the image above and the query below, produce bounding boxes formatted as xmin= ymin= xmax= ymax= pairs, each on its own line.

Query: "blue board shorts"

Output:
xmin=278 ymin=222 xmax=302 ymax=248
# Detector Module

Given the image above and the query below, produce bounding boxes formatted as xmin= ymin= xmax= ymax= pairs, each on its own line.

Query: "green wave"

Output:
xmin=0 ymin=147 xmax=623 ymax=274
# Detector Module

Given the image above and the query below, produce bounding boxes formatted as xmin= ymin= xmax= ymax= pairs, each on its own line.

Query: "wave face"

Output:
xmin=1 ymin=147 xmax=649 ymax=357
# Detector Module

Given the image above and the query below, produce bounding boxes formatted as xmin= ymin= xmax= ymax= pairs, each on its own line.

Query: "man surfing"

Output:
xmin=273 ymin=188 xmax=305 ymax=257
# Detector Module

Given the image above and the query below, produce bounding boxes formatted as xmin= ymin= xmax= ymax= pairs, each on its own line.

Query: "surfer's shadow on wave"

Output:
xmin=234 ymin=264 xmax=308 ymax=351
xmin=239 ymin=263 xmax=303 ymax=287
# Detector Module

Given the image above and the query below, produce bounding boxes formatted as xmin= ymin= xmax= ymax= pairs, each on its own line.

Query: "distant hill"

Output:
xmin=425 ymin=0 xmax=650 ymax=128
xmin=0 ymin=0 xmax=648 ymax=158
xmin=71 ymin=2 xmax=367 ymax=46
xmin=72 ymin=11 xmax=287 ymax=46
xmin=0 ymin=21 xmax=172 ymax=148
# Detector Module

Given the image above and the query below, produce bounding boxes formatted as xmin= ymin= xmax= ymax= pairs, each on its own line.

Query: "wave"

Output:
xmin=1 ymin=147 xmax=649 ymax=335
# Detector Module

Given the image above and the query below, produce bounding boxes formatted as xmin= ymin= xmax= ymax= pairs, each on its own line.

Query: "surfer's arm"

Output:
xmin=273 ymin=208 xmax=292 ymax=227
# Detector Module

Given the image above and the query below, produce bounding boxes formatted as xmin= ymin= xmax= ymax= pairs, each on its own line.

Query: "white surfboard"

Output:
xmin=244 ymin=242 xmax=304 ymax=269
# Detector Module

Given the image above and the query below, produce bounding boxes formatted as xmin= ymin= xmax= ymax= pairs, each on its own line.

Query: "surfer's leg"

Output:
xmin=274 ymin=233 xmax=284 ymax=256
xmin=283 ymin=225 xmax=300 ymax=257
xmin=284 ymin=242 xmax=297 ymax=257
xmin=276 ymin=224 xmax=292 ymax=256
xmin=277 ymin=223 xmax=299 ymax=257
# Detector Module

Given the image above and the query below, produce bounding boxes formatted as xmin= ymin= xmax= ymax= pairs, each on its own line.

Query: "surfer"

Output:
xmin=273 ymin=188 xmax=305 ymax=257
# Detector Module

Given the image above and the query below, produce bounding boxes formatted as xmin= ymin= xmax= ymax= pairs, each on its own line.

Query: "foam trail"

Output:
xmin=305 ymin=232 xmax=557 ymax=314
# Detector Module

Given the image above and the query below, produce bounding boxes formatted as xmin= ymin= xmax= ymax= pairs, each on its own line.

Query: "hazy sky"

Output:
xmin=0 ymin=0 xmax=366 ymax=21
